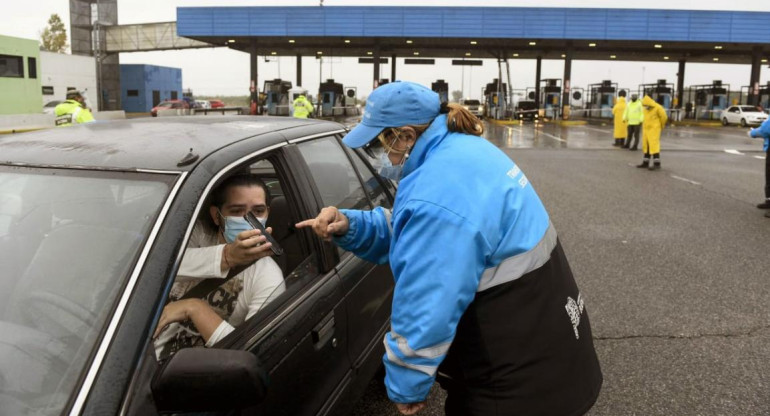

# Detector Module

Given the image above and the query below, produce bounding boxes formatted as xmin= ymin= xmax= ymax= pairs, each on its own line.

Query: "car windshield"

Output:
xmin=464 ymin=100 xmax=481 ymax=105
xmin=740 ymin=106 xmax=762 ymax=112
xmin=158 ymin=102 xmax=173 ymax=108
xmin=43 ymin=101 xmax=59 ymax=108
xmin=0 ymin=166 xmax=175 ymax=415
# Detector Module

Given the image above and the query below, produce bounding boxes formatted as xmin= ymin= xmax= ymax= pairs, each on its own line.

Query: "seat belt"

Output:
xmin=178 ymin=262 xmax=251 ymax=301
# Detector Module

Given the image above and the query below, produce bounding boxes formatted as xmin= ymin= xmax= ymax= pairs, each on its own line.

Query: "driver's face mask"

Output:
xmin=218 ymin=209 xmax=264 ymax=243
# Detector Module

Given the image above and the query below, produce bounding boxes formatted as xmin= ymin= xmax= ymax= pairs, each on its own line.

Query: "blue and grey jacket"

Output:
xmin=750 ymin=118 xmax=770 ymax=152
xmin=335 ymin=114 xmax=572 ymax=402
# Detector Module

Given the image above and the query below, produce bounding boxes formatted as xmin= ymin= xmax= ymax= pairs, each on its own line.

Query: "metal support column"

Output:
xmin=391 ymin=54 xmax=397 ymax=82
xmin=250 ymin=44 xmax=258 ymax=115
xmin=373 ymin=48 xmax=381 ymax=89
xmin=749 ymin=47 xmax=762 ymax=106
xmin=535 ymin=56 xmax=542 ymax=111
xmin=562 ymin=49 xmax=572 ymax=120
xmin=296 ymin=54 xmax=302 ymax=87
xmin=676 ymin=59 xmax=686 ymax=110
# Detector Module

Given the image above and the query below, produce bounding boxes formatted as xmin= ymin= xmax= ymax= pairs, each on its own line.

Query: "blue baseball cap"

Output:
xmin=343 ymin=81 xmax=440 ymax=148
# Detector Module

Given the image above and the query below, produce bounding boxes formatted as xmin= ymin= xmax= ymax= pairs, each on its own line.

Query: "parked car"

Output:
xmin=42 ymin=100 xmax=63 ymax=115
xmin=195 ymin=99 xmax=211 ymax=109
xmin=721 ymin=105 xmax=768 ymax=126
xmin=151 ymin=100 xmax=190 ymax=117
xmin=459 ymin=98 xmax=483 ymax=118
xmin=0 ymin=117 xmax=396 ymax=416
xmin=209 ymin=99 xmax=225 ymax=109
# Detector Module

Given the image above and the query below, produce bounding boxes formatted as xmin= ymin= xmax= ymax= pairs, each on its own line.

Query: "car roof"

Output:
xmin=0 ymin=116 xmax=346 ymax=172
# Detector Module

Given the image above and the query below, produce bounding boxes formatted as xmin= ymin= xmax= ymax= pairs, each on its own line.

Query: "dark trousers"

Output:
xmin=626 ymin=125 xmax=641 ymax=148
xmin=765 ymin=149 xmax=770 ymax=199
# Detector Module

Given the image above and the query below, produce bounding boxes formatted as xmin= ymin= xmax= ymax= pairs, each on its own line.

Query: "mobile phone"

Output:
xmin=244 ymin=212 xmax=284 ymax=256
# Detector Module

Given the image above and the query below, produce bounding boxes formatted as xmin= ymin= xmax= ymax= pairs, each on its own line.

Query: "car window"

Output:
xmin=740 ymin=106 xmax=760 ymax=112
xmin=464 ymin=99 xmax=481 ymax=105
xmin=154 ymin=155 xmax=320 ymax=360
xmin=296 ymin=136 xmax=369 ymax=210
xmin=346 ymin=146 xmax=394 ymax=209
xmin=0 ymin=166 xmax=174 ymax=416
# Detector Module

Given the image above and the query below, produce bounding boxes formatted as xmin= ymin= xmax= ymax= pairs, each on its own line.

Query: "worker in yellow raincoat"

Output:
xmin=638 ymin=95 xmax=668 ymax=170
xmin=611 ymin=90 xmax=627 ymax=147
xmin=292 ymin=94 xmax=314 ymax=119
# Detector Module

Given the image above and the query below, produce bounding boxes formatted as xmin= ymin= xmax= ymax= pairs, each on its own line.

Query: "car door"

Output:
xmin=119 ymin=145 xmax=352 ymax=416
xmin=727 ymin=106 xmax=739 ymax=123
xmin=291 ymin=135 xmax=396 ymax=413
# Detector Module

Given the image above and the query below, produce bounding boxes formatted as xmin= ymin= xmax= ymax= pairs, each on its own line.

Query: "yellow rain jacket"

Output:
xmin=292 ymin=95 xmax=314 ymax=119
xmin=54 ymin=100 xmax=95 ymax=127
xmin=641 ymin=95 xmax=668 ymax=154
xmin=612 ymin=97 xmax=627 ymax=138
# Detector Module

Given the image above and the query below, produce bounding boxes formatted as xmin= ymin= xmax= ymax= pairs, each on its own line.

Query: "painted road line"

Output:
xmin=670 ymin=175 xmax=702 ymax=186
xmin=537 ymin=130 xmax=567 ymax=142
xmin=580 ymin=126 xmax=612 ymax=134
xmin=755 ymin=155 xmax=767 ymax=160
xmin=724 ymin=149 xmax=744 ymax=155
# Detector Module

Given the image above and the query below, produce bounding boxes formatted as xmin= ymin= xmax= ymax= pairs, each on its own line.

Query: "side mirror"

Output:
xmin=152 ymin=348 xmax=268 ymax=413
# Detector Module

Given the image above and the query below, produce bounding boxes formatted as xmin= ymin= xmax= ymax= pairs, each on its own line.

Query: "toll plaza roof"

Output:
xmin=177 ymin=6 xmax=770 ymax=64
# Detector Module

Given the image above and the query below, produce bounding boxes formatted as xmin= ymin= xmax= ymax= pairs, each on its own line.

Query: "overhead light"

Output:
xmin=610 ymin=55 xmax=616 ymax=59
xmin=227 ymin=39 xmax=235 ymax=43
xmin=470 ymin=41 xmax=477 ymax=45
xmin=763 ymin=59 xmax=768 ymax=63
xmin=271 ymin=51 xmax=277 ymax=55
xmin=588 ymin=43 xmax=596 ymax=47
xmin=513 ymin=53 xmax=519 ymax=57
xmin=317 ymin=51 xmax=323 ymax=55
xmin=561 ymin=54 xmax=566 ymax=58
xmin=713 ymin=57 xmax=719 ymax=61
xmin=714 ymin=45 xmax=723 ymax=50
xmin=663 ymin=56 xmax=670 ymax=60
xmin=413 ymin=51 xmax=420 ymax=56
xmin=406 ymin=39 xmax=413 ymax=44
xmin=654 ymin=44 xmax=663 ymax=48
xmin=367 ymin=51 xmax=373 ymax=55
xmin=288 ymin=39 xmax=295 ymax=43
xmin=465 ymin=52 xmax=472 ymax=56
xmin=528 ymin=41 xmax=537 ymax=46
xmin=344 ymin=39 xmax=351 ymax=44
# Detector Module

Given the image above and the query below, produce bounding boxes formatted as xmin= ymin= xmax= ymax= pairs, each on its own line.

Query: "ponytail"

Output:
xmin=440 ymin=102 xmax=484 ymax=136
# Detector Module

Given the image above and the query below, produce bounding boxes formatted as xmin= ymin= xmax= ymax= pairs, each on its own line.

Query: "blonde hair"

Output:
xmin=401 ymin=102 xmax=484 ymax=138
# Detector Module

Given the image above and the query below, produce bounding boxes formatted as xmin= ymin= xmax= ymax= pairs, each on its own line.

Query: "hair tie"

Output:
xmin=439 ymin=102 xmax=450 ymax=114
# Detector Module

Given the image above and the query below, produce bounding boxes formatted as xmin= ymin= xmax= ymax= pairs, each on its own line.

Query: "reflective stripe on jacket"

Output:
xmin=54 ymin=100 xmax=95 ymax=126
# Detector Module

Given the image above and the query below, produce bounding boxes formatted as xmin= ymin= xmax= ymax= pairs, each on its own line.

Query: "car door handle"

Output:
xmin=312 ymin=311 xmax=336 ymax=350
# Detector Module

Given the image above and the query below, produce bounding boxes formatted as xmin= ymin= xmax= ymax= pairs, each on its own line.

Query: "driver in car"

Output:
xmin=153 ymin=174 xmax=285 ymax=360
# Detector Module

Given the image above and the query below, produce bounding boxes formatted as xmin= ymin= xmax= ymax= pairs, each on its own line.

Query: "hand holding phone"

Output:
xmin=244 ymin=212 xmax=284 ymax=256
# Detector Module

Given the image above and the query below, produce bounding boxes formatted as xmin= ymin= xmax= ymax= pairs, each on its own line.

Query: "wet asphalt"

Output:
xmin=351 ymin=120 xmax=770 ymax=416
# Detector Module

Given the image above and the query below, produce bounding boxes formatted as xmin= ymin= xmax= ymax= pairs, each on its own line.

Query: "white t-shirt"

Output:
xmin=154 ymin=222 xmax=285 ymax=359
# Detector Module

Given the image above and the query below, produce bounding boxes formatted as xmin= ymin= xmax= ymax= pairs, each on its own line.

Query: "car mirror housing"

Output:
xmin=152 ymin=348 xmax=268 ymax=413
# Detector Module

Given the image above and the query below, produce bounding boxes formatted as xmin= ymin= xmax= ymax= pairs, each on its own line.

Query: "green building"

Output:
xmin=0 ymin=35 xmax=42 ymax=115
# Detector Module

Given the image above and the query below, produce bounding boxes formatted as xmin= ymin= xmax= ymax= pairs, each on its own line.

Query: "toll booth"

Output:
xmin=569 ymin=87 xmax=585 ymax=112
xmin=540 ymin=79 xmax=562 ymax=119
xmin=739 ymin=82 xmax=770 ymax=109
xmin=431 ymin=79 xmax=449 ymax=104
xmin=484 ymin=78 xmax=508 ymax=119
xmin=639 ymin=79 xmax=674 ymax=111
xmin=343 ymin=86 xmax=359 ymax=116
xmin=587 ymin=80 xmax=618 ymax=118
xmin=263 ymin=78 xmax=293 ymax=116
xmin=689 ymin=80 xmax=729 ymax=120
xmin=318 ymin=79 xmax=344 ymax=117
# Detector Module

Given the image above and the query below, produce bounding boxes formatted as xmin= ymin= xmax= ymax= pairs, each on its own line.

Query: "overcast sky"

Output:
xmin=4 ymin=0 xmax=770 ymax=99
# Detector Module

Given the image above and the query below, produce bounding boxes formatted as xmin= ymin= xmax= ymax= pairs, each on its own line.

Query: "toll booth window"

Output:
xmin=0 ymin=54 xmax=24 ymax=78
xmin=127 ymin=90 xmax=139 ymax=97
xmin=42 ymin=86 xmax=54 ymax=95
xmin=27 ymin=57 xmax=37 ymax=79
xmin=323 ymin=95 xmax=331 ymax=104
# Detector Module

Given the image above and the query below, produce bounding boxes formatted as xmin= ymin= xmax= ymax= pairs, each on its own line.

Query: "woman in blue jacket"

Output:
xmin=749 ymin=119 xmax=770 ymax=217
xmin=298 ymin=81 xmax=602 ymax=416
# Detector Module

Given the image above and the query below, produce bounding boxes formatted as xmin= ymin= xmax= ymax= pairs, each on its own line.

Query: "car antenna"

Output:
xmin=177 ymin=148 xmax=199 ymax=167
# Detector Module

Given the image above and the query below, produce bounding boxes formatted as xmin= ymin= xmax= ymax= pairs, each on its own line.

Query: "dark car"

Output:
xmin=515 ymin=100 xmax=539 ymax=121
xmin=0 ymin=117 xmax=396 ymax=416
xmin=151 ymin=100 xmax=190 ymax=117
